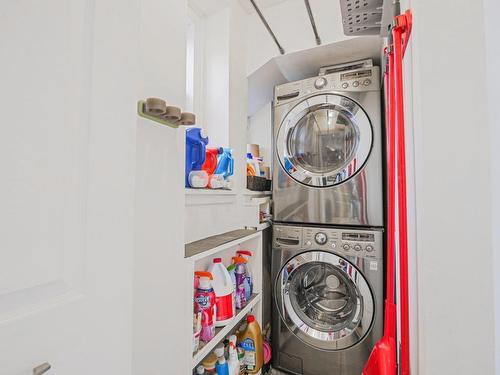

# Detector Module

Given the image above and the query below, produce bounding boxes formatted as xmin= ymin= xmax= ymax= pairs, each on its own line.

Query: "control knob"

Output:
xmin=366 ymin=245 xmax=374 ymax=252
xmin=314 ymin=77 xmax=327 ymax=89
xmin=315 ymin=232 xmax=328 ymax=245
xmin=342 ymin=244 xmax=350 ymax=251
xmin=354 ymin=244 xmax=362 ymax=251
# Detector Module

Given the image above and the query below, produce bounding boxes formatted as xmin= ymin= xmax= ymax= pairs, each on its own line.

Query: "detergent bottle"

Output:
xmin=237 ymin=315 xmax=263 ymax=374
xmin=214 ymin=148 xmax=234 ymax=179
xmin=232 ymin=256 xmax=249 ymax=308
xmin=194 ymin=271 xmax=216 ymax=342
xmin=203 ymin=147 xmax=223 ymax=175
xmin=236 ymin=250 xmax=253 ymax=299
xmin=214 ymin=346 xmax=229 ymax=375
xmin=209 ymin=258 xmax=235 ymax=327
xmin=233 ymin=256 xmax=248 ymax=309
xmin=186 ymin=128 xmax=209 ymax=187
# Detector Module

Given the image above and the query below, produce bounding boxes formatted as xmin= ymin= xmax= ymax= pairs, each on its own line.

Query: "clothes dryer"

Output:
xmin=273 ymin=65 xmax=383 ymax=226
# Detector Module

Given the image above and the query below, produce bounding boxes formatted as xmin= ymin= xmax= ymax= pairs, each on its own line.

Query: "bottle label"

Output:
xmin=240 ymin=338 xmax=256 ymax=370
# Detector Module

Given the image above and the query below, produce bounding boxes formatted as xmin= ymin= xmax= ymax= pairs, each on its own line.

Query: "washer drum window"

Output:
xmin=275 ymin=251 xmax=375 ymax=350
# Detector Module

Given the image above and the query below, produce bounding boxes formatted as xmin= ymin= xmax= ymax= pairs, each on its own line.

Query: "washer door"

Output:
xmin=275 ymin=251 xmax=374 ymax=350
xmin=276 ymin=94 xmax=372 ymax=187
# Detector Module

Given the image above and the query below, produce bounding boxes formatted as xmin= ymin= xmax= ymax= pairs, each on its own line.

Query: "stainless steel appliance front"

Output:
xmin=273 ymin=67 xmax=383 ymax=226
xmin=272 ymin=224 xmax=384 ymax=375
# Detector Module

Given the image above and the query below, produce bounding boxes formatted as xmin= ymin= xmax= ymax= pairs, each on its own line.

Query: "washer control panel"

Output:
xmin=274 ymin=225 xmax=383 ymax=260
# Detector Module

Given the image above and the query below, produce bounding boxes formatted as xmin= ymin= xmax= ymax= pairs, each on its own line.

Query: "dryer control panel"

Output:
xmin=274 ymin=66 xmax=381 ymax=106
xmin=273 ymin=224 xmax=383 ymax=260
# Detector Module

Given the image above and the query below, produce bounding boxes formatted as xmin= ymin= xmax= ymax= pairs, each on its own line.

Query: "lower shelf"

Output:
xmin=192 ymin=293 xmax=262 ymax=368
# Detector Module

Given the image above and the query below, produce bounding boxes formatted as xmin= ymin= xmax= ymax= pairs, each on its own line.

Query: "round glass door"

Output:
xmin=275 ymin=251 xmax=374 ymax=350
xmin=276 ymin=94 xmax=373 ymax=187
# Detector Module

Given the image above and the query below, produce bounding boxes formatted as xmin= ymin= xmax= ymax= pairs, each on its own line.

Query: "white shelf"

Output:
xmin=243 ymin=189 xmax=272 ymax=196
xmin=185 ymin=188 xmax=236 ymax=195
xmin=192 ymin=293 xmax=262 ymax=368
xmin=185 ymin=230 xmax=261 ymax=260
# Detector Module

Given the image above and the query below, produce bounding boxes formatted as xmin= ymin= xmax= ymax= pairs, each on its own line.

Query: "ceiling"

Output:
xmin=189 ymin=0 xmax=292 ymax=16
xmin=238 ymin=0 xmax=291 ymax=14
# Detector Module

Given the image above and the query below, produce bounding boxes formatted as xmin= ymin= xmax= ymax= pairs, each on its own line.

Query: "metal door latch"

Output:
xmin=33 ymin=362 xmax=51 ymax=375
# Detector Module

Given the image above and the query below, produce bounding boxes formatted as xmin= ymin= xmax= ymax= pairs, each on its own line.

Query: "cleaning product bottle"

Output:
xmin=214 ymin=346 xmax=229 ymax=375
xmin=227 ymin=335 xmax=240 ymax=375
xmin=215 ymin=148 xmax=234 ymax=179
xmin=194 ymin=271 xmax=216 ymax=342
xmin=232 ymin=256 xmax=248 ymax=308
xmin=237 ymin=315 xmax=263 ymax=374
xmin=209 ymin=258 xmax=235 ymax=327
xmin=236 ymin=250 xmax=253 ymax=299
xmin=203 ymin=147 xmax=223 ymax=175
xmin=186 ymin=128 xmax=209 ymax=187
xmin=246 ymin=153 xmax=260 ymax=177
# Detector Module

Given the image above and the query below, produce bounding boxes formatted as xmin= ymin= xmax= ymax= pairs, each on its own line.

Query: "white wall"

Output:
xmin=203 ymin=9 xmax=230 ymax=148
xmin=134 ymin=0 xmax=190 ymax=374
xmin=247 ymin=102 xmax=272 ymax=168
xmin=483 ymin=0 xmax=500 ymax=373
xmin=246 ymin=0 xmax=349 ymax=75
xmin=408 ymin=1 xmax=495 ymax=373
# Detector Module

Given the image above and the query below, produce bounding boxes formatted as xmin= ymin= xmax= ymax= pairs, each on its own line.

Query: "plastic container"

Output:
xmin=209 ymin=258 xmax=235 ymax=327
xmin=189 ymin=170 xmax=209 ymax=188
xmin=236 ymin=250 xmax=253 ymax=300
xmin=214 ymin=148 xmax=234 ymax=179
xmin=237 ymin=315 xmax=263 ymax=374
xmin=227 ymin=342 xmax=240 ymax=375
xmin=203 ymin=147 xmax=223 ymax=175
xmin=193 ymin=312 xmax=202 ymax=353
xmin=214 ymin=346 xmax=229 ymax=375
xmin=246 ymin=153 xmax=261 ymax=177
xmin=195 ymin=365 xmax=207 ymax=374
xmin=194 ymin=271 xmax=216 ymax=342
xmin=232 ymin=256 xmax=249 ymax=308
xmin=208 ymin=174 xmax=226 ymax=189
xmin=201 ymin=353 xmax=217 ymax=373
xmin=186 ymin=128 xmax=209 ymax=187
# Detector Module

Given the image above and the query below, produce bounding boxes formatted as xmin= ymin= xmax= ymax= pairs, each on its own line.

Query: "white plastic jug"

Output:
xmin=209 ymin=258 xmax=235 ymax=327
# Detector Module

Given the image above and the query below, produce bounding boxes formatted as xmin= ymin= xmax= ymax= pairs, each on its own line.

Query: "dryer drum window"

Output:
xmin=276 ymin=94 xmax=373 ymax=188
xmin=276 ymin=251 xmax=375 ymax=351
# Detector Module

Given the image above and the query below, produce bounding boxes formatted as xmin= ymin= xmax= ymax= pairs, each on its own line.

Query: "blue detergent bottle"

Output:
xmin=214 ymin=148 xmax=234 ymax=179
xmin=186 ymin=128 xmax=209 ymax=187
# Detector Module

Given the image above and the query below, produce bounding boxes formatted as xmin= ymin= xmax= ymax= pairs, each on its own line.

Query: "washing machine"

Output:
xmin=272 ymin=224 xmax=383 ymax=375
xmin=273 ymin=63 xmax=383 ymax=227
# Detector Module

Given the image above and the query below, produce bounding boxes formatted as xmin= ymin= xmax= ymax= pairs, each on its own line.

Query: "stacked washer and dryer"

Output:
xmin=271 ymin=59 xmax=384 ymax=374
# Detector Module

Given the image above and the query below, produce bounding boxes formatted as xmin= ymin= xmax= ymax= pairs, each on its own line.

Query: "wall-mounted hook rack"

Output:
xmin=137 ymin=100 xmax=179 ymax=128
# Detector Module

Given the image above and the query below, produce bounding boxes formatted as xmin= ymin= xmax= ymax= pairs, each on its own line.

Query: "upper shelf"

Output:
xmin=185 ymin=229 xmax=259 ymax=260
xmin=247 ymin=36 xmax=384 ymax=116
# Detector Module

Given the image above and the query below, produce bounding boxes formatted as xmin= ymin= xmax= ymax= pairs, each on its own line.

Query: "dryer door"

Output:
xmin=276 ymin=94 xmax=372 ymax=187
xmin=275 ymin=251 xmax=374 ymax=350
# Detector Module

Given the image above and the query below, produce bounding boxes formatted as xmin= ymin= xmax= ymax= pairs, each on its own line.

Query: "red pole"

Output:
xmin=393 ymin=17 xmax=410 ymax=375
xmin=384 ymin=49 xmax=396 ymax=338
